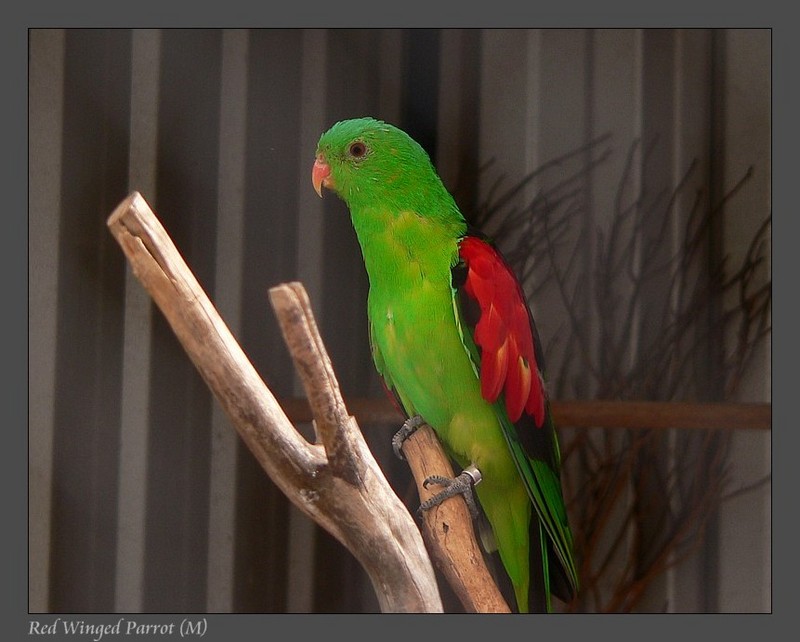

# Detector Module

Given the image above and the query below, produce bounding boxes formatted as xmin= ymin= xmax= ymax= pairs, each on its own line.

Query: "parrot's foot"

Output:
xmin=419 ymin=465 xmax=483 ymax=519
xmin=392 ymin=414 xmax=425 ymax=460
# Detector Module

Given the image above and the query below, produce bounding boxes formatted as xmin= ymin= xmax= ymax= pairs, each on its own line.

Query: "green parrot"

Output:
xmin=312 ymin=117 xmax=578 ymax=613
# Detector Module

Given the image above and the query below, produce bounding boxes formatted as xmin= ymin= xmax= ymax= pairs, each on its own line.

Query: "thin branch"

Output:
xmin=398 ymin=425 xmax=511 ymax=613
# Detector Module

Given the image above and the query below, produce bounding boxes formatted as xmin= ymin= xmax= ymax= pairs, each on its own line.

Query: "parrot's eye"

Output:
xmin=348 ymin=141 xmax=367 ymax=158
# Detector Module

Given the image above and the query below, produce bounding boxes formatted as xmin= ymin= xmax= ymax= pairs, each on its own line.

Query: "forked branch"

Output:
xmin=106 ymin=191 xmax=510 ymax=613
xmin=106 ymin=191 xmax=442 ymax=613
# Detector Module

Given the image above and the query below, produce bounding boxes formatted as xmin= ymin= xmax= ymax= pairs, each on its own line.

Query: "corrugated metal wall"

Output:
xmin=29 ymin=28 xmax=770 ymax=613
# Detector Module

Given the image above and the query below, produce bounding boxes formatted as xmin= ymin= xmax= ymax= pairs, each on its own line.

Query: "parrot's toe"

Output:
xmin=392 ymin=414 xmax=425 ymax=460
xmin=419 ymin=465 xmax=483 ymax=519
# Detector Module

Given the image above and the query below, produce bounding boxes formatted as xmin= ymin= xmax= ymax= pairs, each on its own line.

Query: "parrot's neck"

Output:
xmin=348 ymin=205 xmax=464 ymax=292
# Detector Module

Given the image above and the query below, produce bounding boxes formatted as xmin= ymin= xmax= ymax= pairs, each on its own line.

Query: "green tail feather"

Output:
xmin=497 ymin=407 xmax=579 ymax=609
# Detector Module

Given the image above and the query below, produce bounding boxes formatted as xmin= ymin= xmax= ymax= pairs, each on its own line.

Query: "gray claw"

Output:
xmin=392 ymin=415 xmax=425 ymax=460
xmin=418 ymin=465 xmax=483 ymax=519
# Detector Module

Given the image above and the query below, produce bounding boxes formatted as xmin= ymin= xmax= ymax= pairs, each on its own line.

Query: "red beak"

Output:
xmin=312 ymin=155 xmax=332 ymax=197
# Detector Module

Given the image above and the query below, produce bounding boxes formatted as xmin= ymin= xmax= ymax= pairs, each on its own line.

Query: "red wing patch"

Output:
xmin=458 ymin=235 xmax=546 ymax=426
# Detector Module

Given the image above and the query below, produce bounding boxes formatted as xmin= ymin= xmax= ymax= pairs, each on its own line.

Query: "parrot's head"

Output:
xmin=312 ymin=117 xmax=447 ymax=213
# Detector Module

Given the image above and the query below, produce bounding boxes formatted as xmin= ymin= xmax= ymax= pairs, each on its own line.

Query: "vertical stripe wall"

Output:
xmin=115 ymin=27 xmax=161 ymax=614
xmin=29 ymin=27 xmax=66 ymax=615
xmin=28 ymin=28 xmax=770 ymax=614
xmin=49 ymin=29 xmax=132 ymax=613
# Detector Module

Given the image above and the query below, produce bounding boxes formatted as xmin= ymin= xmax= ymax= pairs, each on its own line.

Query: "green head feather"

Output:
xmin=315 ymin=117 xmax=464 ymax=229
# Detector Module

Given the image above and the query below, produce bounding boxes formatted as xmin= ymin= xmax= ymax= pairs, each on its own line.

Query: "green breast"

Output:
xmin=352 ymin=207 xmax=502 ymax=467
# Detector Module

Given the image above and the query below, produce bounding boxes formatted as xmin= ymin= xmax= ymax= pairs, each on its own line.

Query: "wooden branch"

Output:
xmin=106 ymin=192 xmax=442 ymax=613
xmin=551 ymin=400 xmax=771 ymax=431
xmin=398 ymin=425 xmax=511 ymax=613
xmin=281 ymin=397 xmax=771 ymax=432
xmin=269 ymin=283 xmax=365 ymax=488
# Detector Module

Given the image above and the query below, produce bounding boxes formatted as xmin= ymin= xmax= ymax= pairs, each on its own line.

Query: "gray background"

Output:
xmin=28 ymin=28 xmax=770 ymax=614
